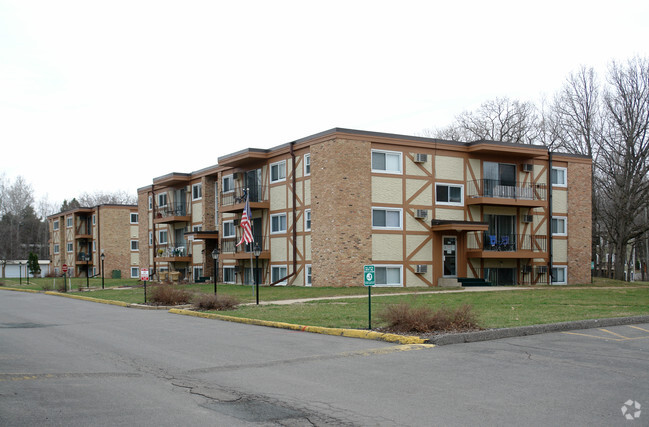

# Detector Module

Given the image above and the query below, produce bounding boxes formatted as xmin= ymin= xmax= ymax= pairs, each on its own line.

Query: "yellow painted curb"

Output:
xmin=44 ymin=291 xmax=129 ymax=307
xmin=0 ymin=287 xmax=41 ymax=293
xmin=169 ymin=308 xmax=427 ymax=344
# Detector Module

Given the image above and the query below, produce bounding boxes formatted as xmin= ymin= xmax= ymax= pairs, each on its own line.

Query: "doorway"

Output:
xmin=443 ymin=236 xmax=457 ymax=277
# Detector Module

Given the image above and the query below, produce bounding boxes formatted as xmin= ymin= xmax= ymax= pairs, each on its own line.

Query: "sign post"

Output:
xmin=141 ymin=268 xmax=149 ymax=303
xmin=62 ymin=264 xmax=68 ymax=293
xmin=364 ymin=265 xmax=375 ymax=329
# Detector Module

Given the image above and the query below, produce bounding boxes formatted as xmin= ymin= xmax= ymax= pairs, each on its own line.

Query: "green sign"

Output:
xmin=364 ymin=265 xmax=375 ymax=287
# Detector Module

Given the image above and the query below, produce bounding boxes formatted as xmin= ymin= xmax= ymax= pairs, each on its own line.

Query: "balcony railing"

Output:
xmin=221 ymin=237 xmax=263 ymax=254
xmin=467 ymin=179 xmax=546 ymax=201
xmin=221 ymin=186 xmax=267 ymax=207
xmin=467 ymin=232 xmax=547 ymax=252
xmin=475 ymin=267 xmax=550 ymax=286
xmin=155 ymin=203 xmax=190 ymax=219
xmin=157 ymin=246 xmax=191 ymax=258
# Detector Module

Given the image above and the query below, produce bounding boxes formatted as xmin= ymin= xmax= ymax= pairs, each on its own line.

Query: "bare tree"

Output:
xmin=597 ymin=57 xmax=649 ymax=280
xmin=77 ymin=190 xmax=137 ymax=206
xmin=424 ymin=97 xmax=541 ymax=143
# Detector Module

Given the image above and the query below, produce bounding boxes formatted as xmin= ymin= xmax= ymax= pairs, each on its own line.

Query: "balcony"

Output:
xmin=154 ymin=245 xmax=192 ymax=263
xmin=220 ymin=187 xmax=269 ymax=213
xmin=466 ymin=232 xmax=547 ymax=259
xmin=154 ymin=203 xmax=191 ymax=224
xmin=220 ymin=238 xmax=270 ymax=259
xmin=466 ymin=179 xmax=547 ymax=207
xmin=473 ymin=267 xmax=550 ymax=286
xmin=77 ymin=252 xmax=93 ymax=264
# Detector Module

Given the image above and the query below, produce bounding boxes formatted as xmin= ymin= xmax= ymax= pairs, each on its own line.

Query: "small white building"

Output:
xmin=2 ymin=260 xmax=51 ymax=278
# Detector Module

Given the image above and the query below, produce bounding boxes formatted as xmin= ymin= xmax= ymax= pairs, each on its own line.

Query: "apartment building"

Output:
xmin=48 ymin=205 xmax=140 ymax=279
xmin=138 ymin=128 xmax=591 ymax=287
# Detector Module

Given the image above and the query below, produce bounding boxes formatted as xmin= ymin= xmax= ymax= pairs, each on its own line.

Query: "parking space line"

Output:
xmin=561 ymin=331 xmax=622 ymax=341
xmin=628 ymin=325 xmax=649 ymax=333
xmin=599 ymin=328 xmax=630 ymax=339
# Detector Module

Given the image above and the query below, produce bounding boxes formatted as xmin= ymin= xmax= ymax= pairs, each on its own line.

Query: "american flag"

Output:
xmin=236 ymin=192 xmax=254 ymax=246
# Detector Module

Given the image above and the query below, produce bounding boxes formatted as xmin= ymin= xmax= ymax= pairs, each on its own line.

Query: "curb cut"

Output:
xmin=168 ymin=308 xmax=427 ymax=345
xmin=426 ymin=315 xmax=649 ymax=345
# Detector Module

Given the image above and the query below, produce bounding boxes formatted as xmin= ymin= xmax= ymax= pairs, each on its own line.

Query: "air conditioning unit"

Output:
xmin=414 ymin=153 xmax=428 ymax=163
xmin=415 ymin=265 xmax=428 ymax=274
xmin=522 ymin=265 xmax=532 ymax=274
xmin=536 ymin=265 xmax=548 ymax=274
xmin=522 ymin=214 xmax=534 ymax=223
xmin=522 ymin=163 xmax=534 ymax=172
xmin=414 ymin=209 xmax=428 ymax=219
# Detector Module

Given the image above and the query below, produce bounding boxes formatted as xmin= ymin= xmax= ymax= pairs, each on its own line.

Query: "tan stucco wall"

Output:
xmin=372 ymin=234 xmax=403 ymax=261
xmin=435 ymin=156 xmax=463 ymax=180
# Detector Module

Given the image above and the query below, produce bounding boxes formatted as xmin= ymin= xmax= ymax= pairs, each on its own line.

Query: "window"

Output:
xmin=131 ymin=267 xmax=139 ymax=278
xmin=93 ymin=241 xmax=96 ymax=252
xmin=148 ymin=196 xmax=152 ymax=210
xmin=158 ymin=193 xmax=168 ymax=207
xmin=158 ymin=230 xmax=168 ymax=244
xmin=552 ymin=217 xmax=567 ymax=236
xmin=436 ymin=184 xmax=464 ymax=206
xmin=372 ymin=208 xmax=402 ymax=230
xmin=304 ymin=154 xmax=311 ymax=176
xmin=149 ymin=231 xmax=153 ymax=245
xmin=271 ymin=160 xmax=286 ymax=183
xmin=92 ymin=267 xmax=97 ymax=276
xmin=192 ymin=225 xmax=203 ymax=232
xmin=374 ymin=265 xmax=402 ymax=286
xmin=131 ymin=240 xmax=139 ymax=251
xmin=222 ymin=175 xmax=234 ymax=193
xmin=371 ymin=149 xmax=402 ymax=174
xmin=223 ymin=266 xmax=235 ymax=284
xmin=66 ymin=217 xmax=73 ymax=228
xmin=53 ymin=244 xmax=60 ymax=254
xmin=92 ymin=215 xmax=96 ymax=225
xmin=53 ymin=220 xmax=59 ymax=230
xmin=304 ymin=209 xmax=311 ymax=231
xmin=192 ymin=183 xmax=202 ymax=200
xmin=223 ymin=220 xmax=235 ymax=238
xmin=271 ymin=213 xmax=287 ymax=234
xmin=66 ymin=242 xmax=73 ymax=253
xmin=130 ymin=213 xmax=138 ymax=224
xmin=551 ymin=266 xmax=567 ymax=284
xmin=305 ymin=264 xmax=312 ymax=286
xmin=193 ymin=266 xmax=203 ymax=281
xmin=272 ymin=266 xmax=288 ymax=284
xmin=551 ymin=167 xmax=567 ymax=187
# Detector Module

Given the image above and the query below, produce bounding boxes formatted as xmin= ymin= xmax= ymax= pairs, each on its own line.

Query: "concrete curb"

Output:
xmin=0 ymin=287 xmax=41 ymax=293
xmin=44 ymin=291 xmax=130 ymax=307
xmin=168 ymin=308 xmax=427 ymax=345
xmin=426 ymin=315 xmax=649 ymax=345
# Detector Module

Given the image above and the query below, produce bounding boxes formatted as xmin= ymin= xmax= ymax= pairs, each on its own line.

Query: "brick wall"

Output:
xmin=311 ymin=138 xmax=372 ymax=286
xmin=138 ymin=191 xmax=150 ymax=272
xmin=567 ymin=161 xmax=592 ymax=284
xmin=99 ymin=206 xmax=134 ymax=279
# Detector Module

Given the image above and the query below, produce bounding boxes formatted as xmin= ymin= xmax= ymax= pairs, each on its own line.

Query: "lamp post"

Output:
xmin=253 ymin=243 xmax=261 ymax=305
xmin=211 ymin=247 xmax=220 ymax=296
xmin=19 ymin=261 xmax=22 ymax=285
xmin=100 ymin=252 xmax=105 ymax=289
xmin=85 ymin=254 xmax=91 ymax=288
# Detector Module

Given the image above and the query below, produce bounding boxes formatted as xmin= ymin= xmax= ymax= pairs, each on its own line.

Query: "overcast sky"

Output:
xmin=1 ymin=0 xmax=648 ymax=208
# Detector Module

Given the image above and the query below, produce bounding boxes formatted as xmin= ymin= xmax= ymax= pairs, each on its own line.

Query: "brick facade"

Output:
xmin=567 ymin=160 xmax=592 ymax=284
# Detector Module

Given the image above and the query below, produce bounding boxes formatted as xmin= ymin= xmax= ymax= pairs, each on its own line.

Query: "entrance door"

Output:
xmin=443 ymin=236 xmax=457 ymax=277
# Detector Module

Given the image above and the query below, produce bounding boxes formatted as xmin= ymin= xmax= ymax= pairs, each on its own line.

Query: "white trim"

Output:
xmin=304 ymin=209 xmax=311 ymax=232
xmin=373 ymin=264 xmax=403 ymax=287
xmin=223 ymin=220 xmax=235 ymax=238
xmin=130 ymin=240 xmax=139 ymax=251
xmin=551 ymin=166 xmax=567 ymax=187
xmin=130 ymin=267 xmax=139 ymax=278
xmin=149 ymin=231 xmax=153 ymax=245
xmin=66 ymin=242 xmax=74 ymax=253
xmin=192 ymin=183 xmax=202 ymax=201
xmin=271 ymin=213 xmax=287 ymax=234
xmin=371 ymin=149 xmax=402 ymax=174
xmin=223 ymin=266 xmax=236 ymax=284
xmin=193 ymin=266 xmax=204 ymax=281
xmin=222 ymin=175 xmax=234 ymax=193
xmin=435 ymin=183 xmax=464 ymax=206
xmin=270 ymin=160 xmax=287 ymax=183
xmin=130 ymin=213 xmax=139 ymax=224
xmin=552 ymin=216 xmax=567 ymax=236
xmin=372 ymin=207 xmax=402 ymax=230
xmin=271 ymin=265 xmax=288 ymax=285
xmin=157 ymin=193 xmax=168 ymax=208
xmin=158 ymin=230 xmax=168 ymax=244
xmin=304 ymin=154 xmax=311 ymax=176
xmin=53 ymin=244 xmax=60 ymax=254
xmin=53 ymin=220 xmax=59 ymax=231
xmin=148 ymin=196 xmax=152 ymax=210
xmin=551 ymin=266 xmax=567 ymax=285
xmin=305 ymin=264 xmax=312 ymax=286
xmin=66 ymin=216 xmax=73 ymax=228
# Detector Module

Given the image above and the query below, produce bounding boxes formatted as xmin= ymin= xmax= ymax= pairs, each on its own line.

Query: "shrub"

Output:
xmin=40 ymin=283 xmax=53 ymax=291
xmin=193 ymin=293 xmax=240 ymax=311
xmin=378 ymin=303 xmax=479 ymax=333
xmin=56 ymin=281 xmax=67 ymax=293
xmin=150 ymin=285 xmax=192 ymax=306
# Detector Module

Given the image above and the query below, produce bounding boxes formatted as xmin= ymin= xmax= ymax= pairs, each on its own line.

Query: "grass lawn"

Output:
xmin=2 ymin=277 xmax=648 ymax=331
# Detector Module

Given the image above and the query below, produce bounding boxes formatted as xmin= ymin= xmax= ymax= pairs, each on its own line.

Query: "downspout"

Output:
xmin=290 ymin=141 xmax=298 ymax=282
xmin=151 ymin=185 xmax=156 ymax=276
xmin=97 ymin=206 xmax=101 ymax=273
xmin=548 ymin=150 xmax=553 ymax=284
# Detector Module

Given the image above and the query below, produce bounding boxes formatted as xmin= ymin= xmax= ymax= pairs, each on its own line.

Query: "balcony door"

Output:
xmin=175 ymin=188 xmax=186 ymax=215
xmin=245 ymin=169 xmax=262 ymax=202
xmin=484 ymin=162 xmax=516 ymax=196
xmin=485 ymin=214 xmax=516 ymax=251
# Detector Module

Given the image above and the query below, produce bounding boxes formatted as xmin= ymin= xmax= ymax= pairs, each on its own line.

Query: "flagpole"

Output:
xmin=248 ymin=188 xmax=254 ymax=298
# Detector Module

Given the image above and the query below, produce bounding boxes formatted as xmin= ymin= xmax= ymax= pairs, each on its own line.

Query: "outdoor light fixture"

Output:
xmin=100 ymin=252 xmax=105 ymax=289
xmin=253 ymin=243 xmax=261 ymax=305
xmin=211 ymin=247 xmax=220 ymax=296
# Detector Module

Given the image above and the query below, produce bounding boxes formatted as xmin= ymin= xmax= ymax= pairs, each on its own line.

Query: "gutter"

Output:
xmin=548 ymin=150 xmax=553 ymax=284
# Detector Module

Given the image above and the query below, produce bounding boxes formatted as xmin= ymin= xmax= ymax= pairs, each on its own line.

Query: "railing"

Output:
xmin=467 ymin=179 xmax=546 ymax=201
xmin=155 ymin=203 xmax=190 ymax=218
xmin=157 ymin=246 xmax=191 ymax=258
xmin=221 ymin=186 xmax=267 ymax=207
xmin=221 ymin=237 xmax=264 ymax=254
xmin=475 ymin=267 xmax=550 ymax=285
xmin=467 ymin=232 xmax=547 ymax=252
